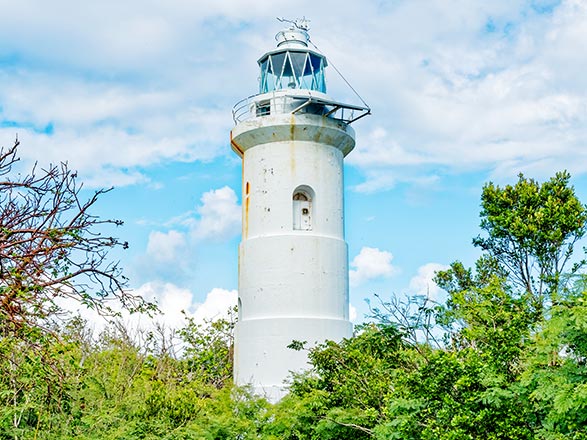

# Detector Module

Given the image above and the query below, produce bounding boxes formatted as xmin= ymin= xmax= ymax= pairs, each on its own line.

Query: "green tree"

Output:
xmin=0 ymin=139 xmax=154 ymax=437
xmin=178 ymin=308 xmax=236 ymax=389
xmin=266 ymin=323 xmax=412 ymax=439
xmin=473 ymin=171 xmax=587 ymax=312
xmin=522 ymin=279 xmax=587 ymax=439
xmin=435 ymin=258 xmax=535 ymax=379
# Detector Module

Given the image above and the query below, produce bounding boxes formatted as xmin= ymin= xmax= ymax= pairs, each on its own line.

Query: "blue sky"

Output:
xmin=1 ymin=0 xmax=587 ymax=328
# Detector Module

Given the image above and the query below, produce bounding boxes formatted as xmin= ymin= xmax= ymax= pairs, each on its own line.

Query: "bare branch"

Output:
xmin=0 ymin=139 xmax=155 ymax=336
xmin=324 ymin=417 xmax=374 ymax=436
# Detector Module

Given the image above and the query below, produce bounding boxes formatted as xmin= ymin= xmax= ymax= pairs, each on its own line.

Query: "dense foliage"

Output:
xmin=1 ymin=142 xmax=586 ymax=439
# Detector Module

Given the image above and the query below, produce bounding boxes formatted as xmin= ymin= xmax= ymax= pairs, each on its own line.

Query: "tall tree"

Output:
xmin=473 ymin=171 xmax=587 ymax=311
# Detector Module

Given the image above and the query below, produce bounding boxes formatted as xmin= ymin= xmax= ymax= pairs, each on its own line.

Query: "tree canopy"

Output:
xmin=473 ymin=171 xmax=586 ymax=310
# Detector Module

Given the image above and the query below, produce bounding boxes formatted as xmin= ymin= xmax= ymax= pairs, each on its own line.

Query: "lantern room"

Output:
xmin=231 ymin=19 xmax=370 ymax=128
xmin=258 ymin=27 xmax=327 ymax=94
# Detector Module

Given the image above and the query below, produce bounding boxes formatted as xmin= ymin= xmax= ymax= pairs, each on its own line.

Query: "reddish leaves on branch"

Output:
xmin=0 ymin=138 xmax=153 ymax=335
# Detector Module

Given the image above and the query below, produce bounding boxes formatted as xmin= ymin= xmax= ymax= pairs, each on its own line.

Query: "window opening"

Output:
xmin=293 ymin=190 xmax=312 ymax=231
xmin=256 ymin=100 xmax=271 ymax=117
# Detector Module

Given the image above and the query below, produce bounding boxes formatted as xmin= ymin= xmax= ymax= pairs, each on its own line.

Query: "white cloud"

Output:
xmin=132 ymin=186 xmax=240 ymax=284
xmin=135 ymin=281 xmax=195 ymax=329
xmin=349 ymin=303 xmax=358 ymax=322
xmin=191 ymin=186 xmax=241 ymax=241
xmin=0 ymin=100 xmax=228 ymax=188
xmin=55 ymin=293 xmax=105 ymax=333
xmin=2 ymin=1 xmax=587 ymax=192
xmin=338 ymin=0 xmax=587 ymax=189
xmin=408 ymin=263 xmax=450 ymax=302
xmin=349 ymin=127 xmax=430 ymax=170
xmin=55 ymin=282 xmax=192 ymax=334
xmin=134 ymin=283 xmax=237 ymax=328
xmin=192 ymin=288 xmax=238 ymax=323
xmin=352 ymin=169 xmax=397 ymax=194
xmin=349 ymin=246 xmax=396 ymax=287
xmin=146 ymin=230 xmax=187 ymax=262
xmin=58 ymin=282 xmax=237 ymax=336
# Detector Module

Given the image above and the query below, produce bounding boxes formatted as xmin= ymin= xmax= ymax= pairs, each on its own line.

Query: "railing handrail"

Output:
xmin=232 ymin=91 xmax=370 ymax=125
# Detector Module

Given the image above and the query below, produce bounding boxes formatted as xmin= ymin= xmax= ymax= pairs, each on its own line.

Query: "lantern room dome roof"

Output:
xmin=275 ymin=27 xmax=309 ymax=48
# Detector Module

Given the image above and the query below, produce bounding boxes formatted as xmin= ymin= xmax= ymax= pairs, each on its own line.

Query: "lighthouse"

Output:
xmin=231 ymin=19 xmax=369 ymax=401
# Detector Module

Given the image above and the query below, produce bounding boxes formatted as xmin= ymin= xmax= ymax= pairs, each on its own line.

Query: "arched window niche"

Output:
xmin=292 ymin=185 xmax=314 ymax=231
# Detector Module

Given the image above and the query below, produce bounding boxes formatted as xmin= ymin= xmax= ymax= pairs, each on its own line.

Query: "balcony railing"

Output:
xmin=232 ymin=92 xmax=370 ymax=125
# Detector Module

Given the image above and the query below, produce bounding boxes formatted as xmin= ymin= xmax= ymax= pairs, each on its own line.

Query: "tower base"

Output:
xmin=234 ymin=316 xmax=352 ymax=402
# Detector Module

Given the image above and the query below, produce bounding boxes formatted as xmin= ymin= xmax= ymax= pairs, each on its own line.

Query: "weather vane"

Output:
xmin=277 ymin=16 xmax=310 ymax=31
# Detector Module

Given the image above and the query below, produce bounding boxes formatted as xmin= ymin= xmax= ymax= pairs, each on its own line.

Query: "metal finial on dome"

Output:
xmin=277 ymin=16 xmax=310 ymax=31
xmin=275 ymin=17 xmax=311 ymax=47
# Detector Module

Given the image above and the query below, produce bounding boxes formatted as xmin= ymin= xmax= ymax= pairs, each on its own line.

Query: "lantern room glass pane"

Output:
xmin=259 ymin=59 xmax=269 ymax=93
xmin=258 ymin=50 xmax=327 ymax=94
xmin=281 ymin=54 xmax=297 ymax=88
xmin=289 ymin=52 xmax=306 ymax=77
xmin=271 ymin=53 xmax=286 ymax=75
xmin=310 ymin=54 xmax=326 ymax=92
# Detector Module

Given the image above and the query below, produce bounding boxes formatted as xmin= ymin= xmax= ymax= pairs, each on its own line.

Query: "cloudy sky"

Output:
xmin=2 ymin=0 xmax=587 ymax=328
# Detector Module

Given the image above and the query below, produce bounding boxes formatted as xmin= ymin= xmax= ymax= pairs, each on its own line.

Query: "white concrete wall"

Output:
xmin=231 ymin=112 xmax=355 ymax=400
xmin=238 ymin=235 xmax=349 ymax=319
xmin=243 ymin=141 xmax=344 ymax=239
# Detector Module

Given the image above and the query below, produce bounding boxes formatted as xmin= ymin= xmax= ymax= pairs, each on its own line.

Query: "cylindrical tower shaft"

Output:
xmin=232 ymin=113 xmax=354 ymax=400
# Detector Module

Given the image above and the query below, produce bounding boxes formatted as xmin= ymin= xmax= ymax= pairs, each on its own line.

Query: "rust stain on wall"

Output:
xmin=244 ymin=195 xmax=250 ymax=239
xmin=290 ymin=115 xmax=296 ymax=175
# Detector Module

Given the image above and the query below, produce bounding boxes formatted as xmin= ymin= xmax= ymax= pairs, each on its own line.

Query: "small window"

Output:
xmin=256 ymin=101 xmax=270 ymax=117
xmin=293 ymin=186 xmax=314 ymax=231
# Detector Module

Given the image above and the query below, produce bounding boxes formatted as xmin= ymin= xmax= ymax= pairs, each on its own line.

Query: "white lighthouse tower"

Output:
xmin=231 ymin=19 xmax=369 ymax=401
